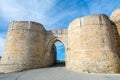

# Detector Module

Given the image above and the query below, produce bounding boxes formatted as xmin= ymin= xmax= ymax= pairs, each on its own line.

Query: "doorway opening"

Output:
xmin=51 ymin=41 xmax=65 ymax=66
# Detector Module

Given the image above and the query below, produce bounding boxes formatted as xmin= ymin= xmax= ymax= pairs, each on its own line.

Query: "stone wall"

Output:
xmin=0 ymin=21 xmax=68 ymax=73
xmin=110 ymin=8 xmax=120 ymax=56
xmin=0 ymin=21 xmax=49 ymax=73
xmin=1 ymin=8 xmax=120 ymax=74
xmin=66 ymin=14 xmax=120 ymax=73
xmin=45 ymin=29 xmax=68 ymax=65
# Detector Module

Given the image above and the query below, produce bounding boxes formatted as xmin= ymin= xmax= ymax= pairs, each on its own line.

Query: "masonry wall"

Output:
xmin=0 ymin=21 xmax=49 ymax=73
xmin=66 ymin=14 xmax=120 ymax=73
xmin=1 ymin=8 xmax=120 ymax=74
xmin=110 ymin=8 xmax=120 ymax=56
xmin=45 ymin=29 xmax=68 ymax=65
xmin=110 ymin=8 xmax=120 ymax=29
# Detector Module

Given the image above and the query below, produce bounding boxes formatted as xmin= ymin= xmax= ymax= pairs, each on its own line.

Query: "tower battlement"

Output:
xmin=8 ymin=21 xmax=45 ymax=32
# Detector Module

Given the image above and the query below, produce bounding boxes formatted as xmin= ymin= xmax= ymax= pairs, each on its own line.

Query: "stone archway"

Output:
xmin=46 ymin=37 xmax=66 ymax=65
xmin=47 ymin=37 xmax=66 ymax=53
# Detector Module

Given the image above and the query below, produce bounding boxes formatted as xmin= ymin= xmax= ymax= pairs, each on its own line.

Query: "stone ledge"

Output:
xmin=8 ymin=21 xmax=46 ymax=32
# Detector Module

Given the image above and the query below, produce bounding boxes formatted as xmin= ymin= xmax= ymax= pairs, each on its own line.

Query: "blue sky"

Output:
xmin=55 ymin=41 xmax=65 ymax=60
xmin=0 ymin=0 xmax=120 ymax=60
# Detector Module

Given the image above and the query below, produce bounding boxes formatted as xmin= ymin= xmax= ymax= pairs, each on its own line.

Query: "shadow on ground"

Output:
xmin=0 ymin=64 xmax=120 ymax=80
xmin=52 ymin=63 xmax=65 ymax=67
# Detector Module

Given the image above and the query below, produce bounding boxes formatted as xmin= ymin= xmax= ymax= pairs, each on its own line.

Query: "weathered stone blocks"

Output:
xmin=0 ymin=21 xmax=47 ymax=73
xmin=66 ymin=14 xmax=120 ymax=73
xmin=1 ymin=8 xmax=120 ymax=74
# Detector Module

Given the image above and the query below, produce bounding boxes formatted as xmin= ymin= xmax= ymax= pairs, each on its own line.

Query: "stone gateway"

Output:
xmin=0 ymin=8 xmax=120 ymax=73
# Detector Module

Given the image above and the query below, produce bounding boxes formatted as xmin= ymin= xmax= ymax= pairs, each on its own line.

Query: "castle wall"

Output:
xmin=110 ymin=8 xmax=120 ymax=57
xmin=0 ymin=21 xmax=68 ymax=73
xmin=66 ymin=14 xmax=120 ymax=73
xmin=45 ymin=29 xmax=68 ymax=65
xmin=0 ymin=21 xmax=48 ymax=73
xmin=110 ymin=9 xmax=120 ymax=29
xmin=0 ymin=8 xmax=120 ymax=74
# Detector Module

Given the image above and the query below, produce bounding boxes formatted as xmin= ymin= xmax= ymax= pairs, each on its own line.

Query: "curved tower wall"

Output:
xmin=110 ymin=9 xmax=120 ymax=34
xmin=66 ymin=14 xmax=120 ymax=73
xmin=0 ymin=21 xmax=47 ymax=73
xmin=110 ymin=8 xmax=120 ymax=54
xmin=110 ymin=8 xmax=120 ymax=37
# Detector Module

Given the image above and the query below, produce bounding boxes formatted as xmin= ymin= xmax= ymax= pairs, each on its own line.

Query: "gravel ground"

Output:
xmin=0 ymin=65 xmax=120 ymax=80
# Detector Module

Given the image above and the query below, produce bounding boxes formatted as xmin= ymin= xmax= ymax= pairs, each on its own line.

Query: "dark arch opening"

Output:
xmin=50 ymin=41 xmax=65 ymax=66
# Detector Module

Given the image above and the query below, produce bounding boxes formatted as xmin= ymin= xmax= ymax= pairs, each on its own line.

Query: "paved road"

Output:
xmin=0 ymin=65 xmax=120 ymax=80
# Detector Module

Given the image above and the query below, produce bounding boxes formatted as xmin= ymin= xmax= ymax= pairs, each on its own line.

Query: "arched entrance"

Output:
xmin=47 ymin=37 xmax=66 ymax=66
xmin=55 ymin=41 xmax=65 ymax=61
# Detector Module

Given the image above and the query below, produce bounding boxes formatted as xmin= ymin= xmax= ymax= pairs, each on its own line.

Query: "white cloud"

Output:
xmin=0 ymin=36 xmax=5 ymax=56
xmin=0 ymin=0 xmax=26 ymax=20
xmin=45 ymin=10 xmax=78 ymax=29
xmin=0 ymin=0 xmax=81 ymax=30
xmin=0 ymin=0 xmax=57 ymax=25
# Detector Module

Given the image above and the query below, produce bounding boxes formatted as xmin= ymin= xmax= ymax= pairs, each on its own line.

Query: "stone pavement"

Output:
xmin=0 ymin=65 xmax=120 ymax=80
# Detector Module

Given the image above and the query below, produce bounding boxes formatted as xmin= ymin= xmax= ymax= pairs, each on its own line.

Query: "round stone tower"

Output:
xmin=110 ymin=8 xmax=120 ymax=51
xmin=0 ymin=21 xmax=47 ymax=73
xmin=110 ymin=8 xmax=120 ymax=35
xmin=66 ymin=14 xmax=120 ymax=73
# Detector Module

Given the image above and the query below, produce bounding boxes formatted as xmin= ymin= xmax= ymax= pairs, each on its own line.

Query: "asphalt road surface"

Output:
xmin=0 ymin=65 xmax=120 ymax=80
